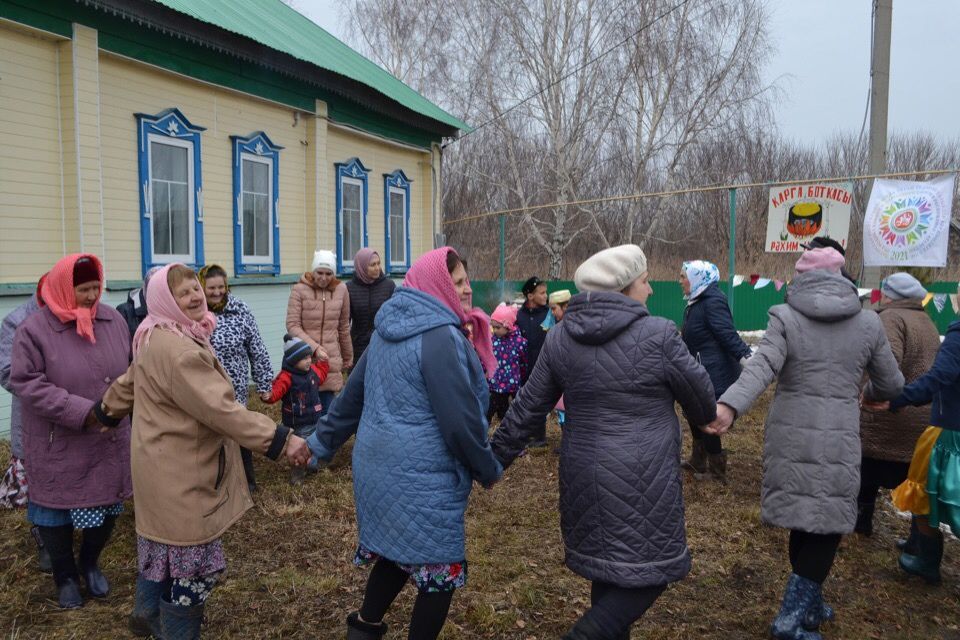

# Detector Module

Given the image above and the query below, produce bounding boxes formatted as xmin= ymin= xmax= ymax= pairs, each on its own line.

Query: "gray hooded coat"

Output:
xmin=491 ymin=292 xmax=716 ymax=588
xmin=0 ymin=295 xmax=40 ymax=459
xmin=719 ymin=271 xmax=904 ymax=534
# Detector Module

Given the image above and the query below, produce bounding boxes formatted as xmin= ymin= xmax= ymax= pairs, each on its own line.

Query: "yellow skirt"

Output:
xmin=890 ymin=426 xmax=943 ymax=515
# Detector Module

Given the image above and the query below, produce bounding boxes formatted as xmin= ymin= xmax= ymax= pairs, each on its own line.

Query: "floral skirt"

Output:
xmin=137 ymin=535 xmax=226 ymax=582
xmin=892 ymin=427 xmax=942 ymax=515
xmin=0 ymin=456 xmax=28 ymax=509
xmin=354 ymin=546 xmax=466 ymax=593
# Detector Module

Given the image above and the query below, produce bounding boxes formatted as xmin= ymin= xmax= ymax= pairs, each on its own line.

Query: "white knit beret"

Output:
xmin=311 ymin=249 xmax=337 ymax=272
xmin=574 ymin=245 xmax=648 ymax=293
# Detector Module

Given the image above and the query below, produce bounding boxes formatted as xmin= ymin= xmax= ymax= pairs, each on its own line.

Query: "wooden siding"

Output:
xmin=326 ymin=125 xmax=434 ymax=268
xmin=0 ymin=24 xmax=66 ymax=280
xmin=97 ymin=54 xmax=311 ymax=280
xmin=1 ymin=21 xmax=439 ymax=290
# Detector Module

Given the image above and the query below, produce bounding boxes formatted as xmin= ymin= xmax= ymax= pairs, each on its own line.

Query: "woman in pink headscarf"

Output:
xmin=97 ymin=263 xmax=309 ymax=639
xmin=305 ymin=247 xmax=501 ymax=640
xmin=345 ymin=248 xmax=396 ymax=362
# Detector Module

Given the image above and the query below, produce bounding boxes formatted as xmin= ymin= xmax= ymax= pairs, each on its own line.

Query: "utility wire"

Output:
xmin=441 ymin=0 xmax=694 ymax=148
xmin=444 ymin=168 xmax=958 ymax=225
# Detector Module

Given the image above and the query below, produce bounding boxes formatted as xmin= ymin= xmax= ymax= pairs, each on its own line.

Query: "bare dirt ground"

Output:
xmin=2 ymin=391 xmax=958 ymax=639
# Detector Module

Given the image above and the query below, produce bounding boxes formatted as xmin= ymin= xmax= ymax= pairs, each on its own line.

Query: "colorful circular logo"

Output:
xmin=878 ymin=196 xmax=932 ymax=247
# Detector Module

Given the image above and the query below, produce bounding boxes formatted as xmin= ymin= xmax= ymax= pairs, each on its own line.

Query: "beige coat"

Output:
xmin=859 ymin=299 xmax=942 ymax=462
xmin=285 ymin=272 xmax=353 ymax=392
xmin=102 ymin=328 xmax=290 ymax=545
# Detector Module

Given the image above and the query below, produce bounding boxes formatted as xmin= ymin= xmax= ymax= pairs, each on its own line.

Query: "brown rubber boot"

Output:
xmin=682 ymin=440 xmax=708 ymax=474
xmin=706 ymin=451 xmax=728 ymax=482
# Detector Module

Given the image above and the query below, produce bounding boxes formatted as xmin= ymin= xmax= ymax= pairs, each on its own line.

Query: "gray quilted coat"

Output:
xmin=719 ymin=271 xmax=904 ymax=535
xmin=491 ymin=292 xmax=716 ymax=588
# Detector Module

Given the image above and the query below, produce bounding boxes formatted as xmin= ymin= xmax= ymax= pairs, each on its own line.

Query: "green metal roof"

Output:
xmin=149 ymin=0 xmax=468 ymax=132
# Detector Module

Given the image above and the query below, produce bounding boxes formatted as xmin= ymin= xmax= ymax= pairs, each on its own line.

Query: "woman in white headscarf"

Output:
xmin=678 ymin=261 xmax=751 ymax=481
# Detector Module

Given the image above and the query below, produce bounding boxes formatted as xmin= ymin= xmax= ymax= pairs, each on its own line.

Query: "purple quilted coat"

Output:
xmin=492 ymin=292 xmax=716 ymax=587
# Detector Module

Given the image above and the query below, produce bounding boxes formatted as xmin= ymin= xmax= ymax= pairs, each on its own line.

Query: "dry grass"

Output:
xmin=2 ymin=392 xmax=959 ymax=639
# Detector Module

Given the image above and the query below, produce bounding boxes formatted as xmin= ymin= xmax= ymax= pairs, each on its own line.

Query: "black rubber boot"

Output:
xmin=38 ymin=525 xmax=83 ymax=609
xmin=129 ymin=574 xmax=165 ymax=638
xmin=31 ymin=525 xmax=53 ymax=574
xmin=895 ymin=517 xmax=919 ymax=554
xmin=346 ymin=611 xmax=388 ymax=639
xmin=159 ymin=598 xmax=204 ymax=640
xmin=79 ymin=515 xmax=116 ymax=598
xmin=899 ymin=531 xmax=944 ymax=585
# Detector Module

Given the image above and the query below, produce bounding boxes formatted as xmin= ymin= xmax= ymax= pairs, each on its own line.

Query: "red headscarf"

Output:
xmin=404 ymin=248 xmax=496 ymax=375
xmin=41 ymin=254 xmax=103 ymax=343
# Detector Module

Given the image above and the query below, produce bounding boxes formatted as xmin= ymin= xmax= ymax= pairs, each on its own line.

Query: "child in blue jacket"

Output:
xmin=262 ymin=334 xmax=329 ymax=484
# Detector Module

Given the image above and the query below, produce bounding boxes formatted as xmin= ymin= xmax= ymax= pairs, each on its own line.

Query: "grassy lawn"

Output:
xmin=2 ymin=391 xmax=958 ymax=639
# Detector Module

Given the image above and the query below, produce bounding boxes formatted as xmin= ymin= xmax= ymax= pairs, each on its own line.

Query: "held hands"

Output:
xmin=285 ymin=435 xmax=311 ymax=467
xmin=703 ymin=403 xmax=736 ymax=435
xmin=313 ymin=347 xmax=329 ymax=362
xmin=861 ymin=399 xmax=891 ymax=412
xmin=260 ymin=392 xmax=272 ymax=402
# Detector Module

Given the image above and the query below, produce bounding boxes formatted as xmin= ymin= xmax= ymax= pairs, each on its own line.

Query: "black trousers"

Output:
xmin=487 ymin=392 xmax=513 ymax=423
xmin=572 ymin=581 xmax=666 ymax=638
xmin=789 ymin=530 xmax=841 ymax=584
xmin=689 ymin=421 xmax=722 ymax=454
xmin=359 ymin=558 xmax=454 ymax=640
xmin=858 ymin=457 xmax=910 ymax=508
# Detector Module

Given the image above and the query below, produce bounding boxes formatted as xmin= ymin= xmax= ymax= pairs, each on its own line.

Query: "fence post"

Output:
xmin=498 ymin=214 xmax=506 ymax=301
xmin=728 ymin=187 xmax=737 ymax=316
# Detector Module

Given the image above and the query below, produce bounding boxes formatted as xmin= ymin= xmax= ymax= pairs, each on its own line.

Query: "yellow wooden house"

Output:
xmin=0 ymin=0 xmax=466 ymax=437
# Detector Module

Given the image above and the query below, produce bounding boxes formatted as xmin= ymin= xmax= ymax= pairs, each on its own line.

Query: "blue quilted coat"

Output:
xmin=306 ymin=287 xmax=502 ymax=564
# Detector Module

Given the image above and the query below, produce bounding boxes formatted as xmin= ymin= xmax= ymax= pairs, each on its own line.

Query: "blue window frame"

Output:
xmin=135 ymin=108 xmax=205 ymax=274
xmin=383 ymin=170 xmax=412 ymax=274
xmin=230 ymin=132 xmax=283 ymax=275
xmin=334 ymin=158 xmax=370 ymax=273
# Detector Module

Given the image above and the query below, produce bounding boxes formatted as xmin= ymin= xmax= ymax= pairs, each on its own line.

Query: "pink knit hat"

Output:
xmin=795 ymin=247 xmax=845 ymax=275
xmin=490 ymin=303 xmax=518 ymax=331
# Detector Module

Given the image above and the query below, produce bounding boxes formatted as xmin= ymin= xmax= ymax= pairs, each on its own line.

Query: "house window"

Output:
xmin=231 ymin=132 xmax=283 ymax=275
xmin=384 ymin=170 xmax=412 ymax=273
xmin=335 ymin=158 xmax=370 ymax=272
xmin=135 ymin=109 xmax=205 ymax=273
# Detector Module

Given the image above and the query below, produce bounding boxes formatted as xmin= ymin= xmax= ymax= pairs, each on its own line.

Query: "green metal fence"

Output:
xmin=471 ymin=280 xmax=960 ymax=333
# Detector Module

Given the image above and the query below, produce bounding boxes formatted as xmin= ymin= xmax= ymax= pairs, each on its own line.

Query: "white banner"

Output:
xmin=766 ymin=182 xmax=852 ymax=253
xmin=863 ymin=175 xmax=955 ymax=267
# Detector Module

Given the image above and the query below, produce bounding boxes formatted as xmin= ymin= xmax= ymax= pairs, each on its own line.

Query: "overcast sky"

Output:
xmin=291 ymin=0 xmax=959 ymax=145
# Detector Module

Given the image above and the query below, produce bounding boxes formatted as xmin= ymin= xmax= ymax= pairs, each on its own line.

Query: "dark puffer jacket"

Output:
xmin=345 ymin=274 xmax=396 ymax=361
xmin=889 ymin=319 xmax=960 ymax=431
xmin=515 ymin=304 xmax=549 ymax=382
xmin=681 ymin=282 xmax=751 ymax=398
xmin=492 ymin=292 xmax=716 ymax=587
